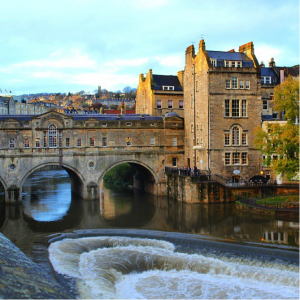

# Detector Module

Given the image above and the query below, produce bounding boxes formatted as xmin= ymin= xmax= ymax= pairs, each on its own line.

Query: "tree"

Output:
xmin=273 ymin=75 xmax=299 ymax=122
xmin=254 ymin=76 xmax=299 ymax=180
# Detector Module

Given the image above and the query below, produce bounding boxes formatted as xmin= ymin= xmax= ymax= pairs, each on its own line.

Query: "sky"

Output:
xmin=0 ymin=0 xmax=299 ymax=95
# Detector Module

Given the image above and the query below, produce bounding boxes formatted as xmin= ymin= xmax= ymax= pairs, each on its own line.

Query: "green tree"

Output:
xmin=254 ymin=76 xmax=299 ymax=180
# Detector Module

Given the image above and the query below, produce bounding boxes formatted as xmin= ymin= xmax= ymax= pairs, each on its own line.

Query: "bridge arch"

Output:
xmin=20 ymin=162 xmax=86 ymax=199
xmin=99 ymin=159 xmax=159 ymax=195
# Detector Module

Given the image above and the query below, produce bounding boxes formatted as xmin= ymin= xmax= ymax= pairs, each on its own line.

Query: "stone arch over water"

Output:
xmin=20 ymin=162 xmax=86 ymax=199
xmin=99 ymin=159 xmax=158 ymax=195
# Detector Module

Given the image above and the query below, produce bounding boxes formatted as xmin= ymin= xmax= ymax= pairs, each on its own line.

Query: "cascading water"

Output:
xmin=49 ymin=236 xmax=299 ymax=299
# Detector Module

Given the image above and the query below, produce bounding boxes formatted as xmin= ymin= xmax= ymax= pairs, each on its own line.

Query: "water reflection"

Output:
xmin=22 ymin=170 xmax=72 ymax=222
xmin=0 ymin=169 xmax=298 ymax=251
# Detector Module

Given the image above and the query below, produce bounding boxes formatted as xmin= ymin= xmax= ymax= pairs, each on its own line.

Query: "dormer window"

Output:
xmin=162 ymin=86 xmax=174 ymax=91
xmin=210 ymin=59 xmax=217 ymax=67
xmin=261 ymin=76 xmax=271 ymax=84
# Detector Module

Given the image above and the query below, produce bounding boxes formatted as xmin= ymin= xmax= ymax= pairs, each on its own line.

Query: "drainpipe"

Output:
xmin=193 ymin=63 xmax=196 ymax=167
xmin=207 ymin=71 xmax=210 ymax=179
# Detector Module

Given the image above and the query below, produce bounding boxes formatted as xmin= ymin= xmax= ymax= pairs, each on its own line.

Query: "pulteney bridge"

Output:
xmin=0 ymin=111 xmax=184 ymax=203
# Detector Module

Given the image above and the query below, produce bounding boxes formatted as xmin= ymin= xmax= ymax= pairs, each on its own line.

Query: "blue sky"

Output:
xmin=0 ymin=0 xmax=299 ymax=95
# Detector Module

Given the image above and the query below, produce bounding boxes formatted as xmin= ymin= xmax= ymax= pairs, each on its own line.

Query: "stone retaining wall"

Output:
xmin=0 ymin=233 xmax=72 ymax=299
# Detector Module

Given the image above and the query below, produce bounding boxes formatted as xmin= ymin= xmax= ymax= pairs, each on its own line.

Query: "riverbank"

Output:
xmin=0 ymin=233 xmax=73 ymax=299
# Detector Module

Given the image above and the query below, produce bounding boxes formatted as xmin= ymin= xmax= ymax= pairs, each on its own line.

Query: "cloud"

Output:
xmin=255 ymin=45 xmax=283 ymax=65
xmin=11 ymin=49 xmax=97 ymax=69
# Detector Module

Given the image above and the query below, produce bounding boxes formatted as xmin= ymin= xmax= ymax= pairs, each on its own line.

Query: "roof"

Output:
xmin=165 ymin=112 xmax=181 ymax=118
xmin=0 ymin=115 xmax=32 ymax=121
xmin=276 ymin=65 xmax=299 ymax=77
xmin=206 ymin=51 xmax=252 ymax=61
xmin=261 ymin=67 xmax=278 ymax=77
xmin=206 ymin=51 xmax=254 ymax=68
xmin=152 ymin=75 xmax=183 ymax=91
xmin=0 ymin=114 xmax=162 ymax=122
xmin=72 ymin=114 xmax=162 ymax=121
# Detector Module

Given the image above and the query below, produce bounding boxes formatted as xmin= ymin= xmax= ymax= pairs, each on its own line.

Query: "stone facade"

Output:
xmin=0 ymin=111 xmax=185 ymax=203
xmin=136 ymin=69 xmax=184 ymax=117
xmin=183 ymin=40 xmax=262 ymax=183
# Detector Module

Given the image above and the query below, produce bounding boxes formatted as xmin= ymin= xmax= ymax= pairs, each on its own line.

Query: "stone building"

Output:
xmin=136 ymin=69 xmax=184 ymax=117
xmin=260 ymin=58 xmax=299 ymax=122
xmin=183 ymin=40 xmax=262 ymax=183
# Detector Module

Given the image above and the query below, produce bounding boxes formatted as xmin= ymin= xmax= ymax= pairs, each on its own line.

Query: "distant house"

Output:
xmin=136 ymin=69 xmax=184 ymax=117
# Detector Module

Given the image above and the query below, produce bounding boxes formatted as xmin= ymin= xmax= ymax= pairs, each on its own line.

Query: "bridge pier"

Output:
xmin=5 ymin=187 xmax=22 ymax=204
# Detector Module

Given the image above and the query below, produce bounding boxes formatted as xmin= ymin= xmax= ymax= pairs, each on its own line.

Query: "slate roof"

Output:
xmin=152 ymin=75 xmax=183 ymax=91
xmin=206 ymin=51 xmax=254 ymax=68
xmin=276 ymin=65 xmax=299 ymax=77
xmin=0 ymin=115 xmax=32 ymax=121
xmin=0 ymin=114 xmax=162 ymax=122
xmin=261 ymin=67 xmax=278 ymax=77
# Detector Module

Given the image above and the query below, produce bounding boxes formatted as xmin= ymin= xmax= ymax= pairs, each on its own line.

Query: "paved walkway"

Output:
xmin=0 ymin=233 xmax=73 ymax=299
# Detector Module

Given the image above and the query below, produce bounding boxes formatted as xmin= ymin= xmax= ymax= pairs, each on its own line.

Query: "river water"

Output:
xmin=0 ymin=169 xmax=299 ymax=299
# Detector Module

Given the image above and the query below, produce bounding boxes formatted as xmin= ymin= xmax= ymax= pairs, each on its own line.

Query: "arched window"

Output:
xmin=232 ymin=126 xmax=239 ymax=145
xmin=48 ymin=125 xmax=57 ymax=148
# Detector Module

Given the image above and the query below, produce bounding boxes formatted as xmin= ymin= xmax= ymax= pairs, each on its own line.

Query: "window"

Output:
xmin=191 ymin=123 xmax=194 ymax=132
xmin=172 ymin=138 xmax=177 ymax=146
xmin=163 ymin=86 xmax=174 ymax=90
xmin=232 ymin=152 xmax=240 ymax=165
xmin=211 ymin=59 xmax=217 ymax=67
xmin=225 ymin=61 xmax=230 ymax=67
xmin=232 ymin=100 xmax=239 ymax=117
xmin=225 ymin=100 xmax=230 ymax=117
xmin=196 ymin=138 xmax=199 ymax=145
xmin=102 ymin=137 xmax=107 ymax=147
xmin=191 ymin=94 xmax=194 ymax=108
xmin=126 ymin=137 xmax=131 ymax=146
xmin=150 ymin=137 xmax=155 ymax=146
xmin=239 ymin=80 xmax=244 ymax=89
xmin=66 ymin=138 xmax=70 ymax=147
xmin=43 ymin=131 xmax=47 ymax=147
xmin=9 ymin=139 xmax=15 ymax=148
xmin=58 ymin=131 xmax=62 ymax=147
xmin=179 ymin=100 xmax=183 ymax=109
xmin=90 ymin=137 xmax=95 ymax=147
xmin=231 ymin=61 xmax=235 ymax=67
xmin=24 ymin=139 xmax=30 ymax=148
xmin=225 ymin=80 xmax=231 ymax=89
xmin=263 ymin=100 xmax=268 ymax=110
xmin=168 ymin=100 xmax=173 ymax=109
xmin=242 ymin=100 xmax=247 ymax=117
xmin=172 ymin=158 xmax=177 ymax=167
xmin=237 ymin=61 xmax=242 ymax=68
xmin=126 ymin=122 xmax=132 ymax=126
xmin=242 ymin=133 xmax=247 ymax=145
xmin=225 ymin=153 xmax=230 ymax=165
xmin=48 ymin=125 xmax=57 ymax=148
xmin=245 ymin=80 xmax=250 ymax=89
xmin=232 ymin=126 xmax=240 ymax=145
xmin=224 ymin=133 xmax=230 ymax=145
xmin=232 ymin=77 xmax=238 ymax=89
xmin=77 ymin=138 xmax=82 ymax=147
xmin=196 ymin=81 xmax=199 ymax=92
xmin=196 ymin=124 xmax=199 ymax=131
xmin=242 ymin=152 xmax=247 ymax=164
xmin=102 ymin=122 xmax=107 ymax=127
xmin=157 ymin=100 xmax=162 ymax=109
xmin=35 ymin=138 xmax=40 ymax=148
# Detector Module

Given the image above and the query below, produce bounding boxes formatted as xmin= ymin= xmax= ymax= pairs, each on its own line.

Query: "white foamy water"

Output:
xmin=48 ymin=236 xmax=299 ymax=299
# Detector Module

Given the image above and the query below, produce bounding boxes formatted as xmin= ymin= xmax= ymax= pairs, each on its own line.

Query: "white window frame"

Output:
xmin=172 ymin=137 xmax=177 ymax=146
xmin=9 ymin=138 xmax=15 ymax=148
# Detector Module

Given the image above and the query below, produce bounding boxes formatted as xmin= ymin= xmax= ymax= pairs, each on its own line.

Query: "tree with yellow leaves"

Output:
xmin=254 ymin=76 xmax=299 ymax=181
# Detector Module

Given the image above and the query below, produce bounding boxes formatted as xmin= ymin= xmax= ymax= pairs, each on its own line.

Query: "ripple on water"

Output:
xmin=48 ymin=236 xmax=299 ymax=299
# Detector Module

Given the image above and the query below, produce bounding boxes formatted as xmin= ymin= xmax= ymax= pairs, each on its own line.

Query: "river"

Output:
xmin=0 ymin=169 xmax=299 ymax=299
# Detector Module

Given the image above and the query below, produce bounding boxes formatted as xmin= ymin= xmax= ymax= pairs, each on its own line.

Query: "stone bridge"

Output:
xmin=0 ymin=111 xmax=184 ymax=203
